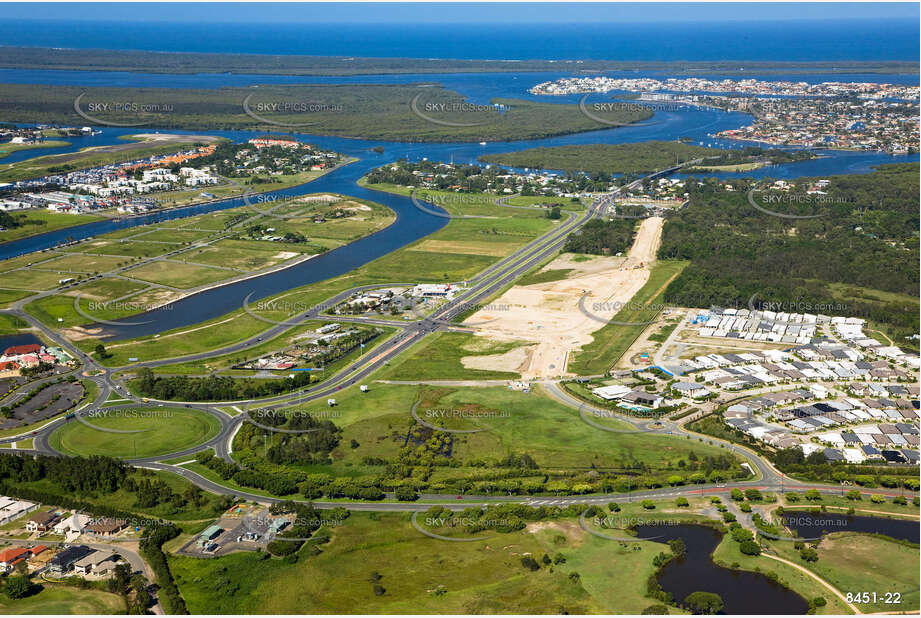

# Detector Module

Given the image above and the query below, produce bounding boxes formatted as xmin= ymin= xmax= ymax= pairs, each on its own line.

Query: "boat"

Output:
xmin=479 ymin=141 xmax=487 ymax=146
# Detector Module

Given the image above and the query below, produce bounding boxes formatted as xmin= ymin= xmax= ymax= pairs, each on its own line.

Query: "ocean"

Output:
xmin=0 ymin=19 xmax=917 ymax=61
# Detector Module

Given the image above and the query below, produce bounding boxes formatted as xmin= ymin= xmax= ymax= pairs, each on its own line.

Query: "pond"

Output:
xmin=782 ymin=511 xmax=919 ymax=544
xmin=634 ymin=523 xmax=809 ymax=614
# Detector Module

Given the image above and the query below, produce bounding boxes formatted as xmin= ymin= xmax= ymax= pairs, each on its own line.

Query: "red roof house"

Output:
xmin=3 ymin=344 xmax=41 ymax=356
xmin=0 ymin=547 xmax=31 ymax=567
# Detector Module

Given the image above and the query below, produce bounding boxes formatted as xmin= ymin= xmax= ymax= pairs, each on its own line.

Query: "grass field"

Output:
xmin=764 ymin=532 xmax=919 ymax=613
xmin=48 ymin=406 xmax=221 ymax=459
xmin=169 ymin=511 xmax=608 ymax=613
xmin=38 ymin=252 xmax=128 ymax=274
xmin=64 ymin=238 xmax=181 ymax=258
xmin=568 ymin=260 xmax=688 ymax=375
xmin=0 ymin=584 xmax=125 ymax=614
xmin=122 ymin=260 xmax=234 ymax=289
xmin=268 ymin=382 xmax=740 ymax=475
xmin=0 ymin=268 xmax=76 ymax=291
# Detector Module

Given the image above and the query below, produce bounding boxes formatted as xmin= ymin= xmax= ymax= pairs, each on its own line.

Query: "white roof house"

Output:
xmin=591 ymin=384 xmax=632 ymax=400
xmin=53 ymin=513 xmax=92 ymax=535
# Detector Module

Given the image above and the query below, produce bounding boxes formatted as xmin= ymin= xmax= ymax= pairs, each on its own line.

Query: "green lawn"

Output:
xmin=48 ymin=407 xmax=221 ymax=459
xmin=0 ymin=584 xmax=125 ymax=614
xmin=568 ymin=260 xmax=688 ymax=375
xmin=0 ymin=312 xmax=29 ymax=335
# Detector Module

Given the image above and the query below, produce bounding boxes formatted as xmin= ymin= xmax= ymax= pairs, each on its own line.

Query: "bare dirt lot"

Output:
xmin=464 ymin=216 xmax=663 ymax=379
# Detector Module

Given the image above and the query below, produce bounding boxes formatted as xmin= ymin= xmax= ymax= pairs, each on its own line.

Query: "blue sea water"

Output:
xmin=0 ymin=19 xmax=917 ymax=61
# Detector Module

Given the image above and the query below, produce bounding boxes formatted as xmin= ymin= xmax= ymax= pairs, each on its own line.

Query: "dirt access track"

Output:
xmin=464 ymin=216 xmax=664 ymax=379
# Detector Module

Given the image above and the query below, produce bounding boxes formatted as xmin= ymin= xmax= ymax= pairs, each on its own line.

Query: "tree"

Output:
xmin=608 ymin=502 xmax=621 ymax=512
xmin=799 ymin=547 xmax=819 ymax=562
xmin=685 ymin=591 xmax=724 ymax=614
xmin=94 ymin=343 xmax=109 ymax=358
xmin=804 ymin=489 xmax=822 ymax=501
xmin=642 ymin=604 xmax=670 ymax=614
xmin=675 ymin=497 xmax=690 ymax=507
xmin=730 ymin=488 xmax=744 ymax=501
xmin=394 ymin=486 xmax=418 ymax=502
xmin=521 ymin=556 xmax=540 ymax=571
xmin=739 ymin=540 xmax=761 ymax=556
xmin=845 ymin=489 xmax=862 ymax=501
xmin=3 ymin=574 xmax=35 ymax=599
xmin=641 ymin=499 xmax=655 ymax=510
xmin=668 ymin=538 xmax=686 ymax=557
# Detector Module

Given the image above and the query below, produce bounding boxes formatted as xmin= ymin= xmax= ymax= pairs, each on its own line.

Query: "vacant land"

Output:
xmin=469 ymin=218 xmax=667 ymax=379
xmin=568 ymin=259 xmax=688 ymax=376
xmin=382 ymin=331 xmax=527 ymax=381
xmin=49 ymin=406 xmax=221 ymax=458
xmin=123 ymin=260 xmax=233 ymax=289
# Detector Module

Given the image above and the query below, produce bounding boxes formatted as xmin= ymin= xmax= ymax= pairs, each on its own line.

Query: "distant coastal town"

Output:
xmin=532 ymin=76 xmax=920 ymax=153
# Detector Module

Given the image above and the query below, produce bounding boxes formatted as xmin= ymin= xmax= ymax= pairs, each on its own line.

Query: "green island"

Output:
xmin=478 ymin=141 xmax=816 ymax=175
xmin=0 ymin=139 xmax=70 ymax=159
xmin=0 ymin=83 xmax=653 ymax=142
